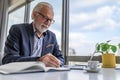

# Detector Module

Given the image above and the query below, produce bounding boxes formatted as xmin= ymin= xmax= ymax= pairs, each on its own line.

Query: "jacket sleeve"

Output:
xmin=52 ymin=34 xmax=65 ymax=66
xmin=41 ymin=31 xmax=65 ymax=66
xmin=2 ymin=24 xmax=39 ymax=64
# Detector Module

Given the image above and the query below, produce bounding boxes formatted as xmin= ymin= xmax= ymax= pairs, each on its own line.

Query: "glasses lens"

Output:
xmin=36 ymin=12 xmax=55 ymax=24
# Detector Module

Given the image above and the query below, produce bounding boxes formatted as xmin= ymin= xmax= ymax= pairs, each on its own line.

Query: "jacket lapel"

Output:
xmin=41 ymin=33 xmax=48 ymax=56
xmin=41 ymin=36 xmax=47 ymax=56
xmin=27 ymin=23 xmax=34 ymax=56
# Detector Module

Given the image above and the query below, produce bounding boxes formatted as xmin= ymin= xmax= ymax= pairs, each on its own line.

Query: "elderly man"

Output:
xmin=2 ymin=2 xmax=64 ymax=67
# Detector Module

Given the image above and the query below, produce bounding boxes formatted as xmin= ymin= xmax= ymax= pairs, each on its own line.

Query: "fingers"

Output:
xmin=45 ymin=59 xmax=59 ymax=67
xmin=48 ymin=54 xmax=61 ymax=65
xmin=38 ymin=53 xmax=61 ymax=67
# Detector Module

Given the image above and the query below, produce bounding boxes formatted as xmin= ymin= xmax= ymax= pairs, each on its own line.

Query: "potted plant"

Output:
xmin=96 ymin=40 xmax=118 ymax=68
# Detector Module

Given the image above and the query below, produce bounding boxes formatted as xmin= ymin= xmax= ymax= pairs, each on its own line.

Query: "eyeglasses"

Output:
xmin=36 ymin=12 xmax=55 ymax=24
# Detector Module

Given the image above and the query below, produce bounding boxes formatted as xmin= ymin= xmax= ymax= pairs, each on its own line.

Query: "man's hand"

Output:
xmin=38 ymin=53 xmax=61 ymax=67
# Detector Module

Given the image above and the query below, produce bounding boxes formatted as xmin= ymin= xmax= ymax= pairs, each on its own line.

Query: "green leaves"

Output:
xmin=96 ymin=41 xmax=118 ymax=54
xmin=118 ymin=43 xmax=120 ymax=49
xmin=111 ymin=45 xmax=117 ymax=53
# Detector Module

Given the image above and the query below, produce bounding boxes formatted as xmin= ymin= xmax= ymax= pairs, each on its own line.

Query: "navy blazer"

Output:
xmin=2 ymin=23 xmax=64 ymax=65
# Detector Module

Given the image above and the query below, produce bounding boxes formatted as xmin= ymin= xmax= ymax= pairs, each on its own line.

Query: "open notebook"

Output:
xmin=0 ymin=61 xmax=70 ymax=74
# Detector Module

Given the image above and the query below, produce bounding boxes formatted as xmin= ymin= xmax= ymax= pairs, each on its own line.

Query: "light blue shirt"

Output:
xmin=31 ymin=25 xmax=44 ymax=57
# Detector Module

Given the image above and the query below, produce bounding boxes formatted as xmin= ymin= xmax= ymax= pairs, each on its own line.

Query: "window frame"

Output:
xmin=5 ymin=0 xmax=120 ymax=65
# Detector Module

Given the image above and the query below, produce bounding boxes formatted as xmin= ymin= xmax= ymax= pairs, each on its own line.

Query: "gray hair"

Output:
xmin=33 ymin=2 xmax=53 ymax=12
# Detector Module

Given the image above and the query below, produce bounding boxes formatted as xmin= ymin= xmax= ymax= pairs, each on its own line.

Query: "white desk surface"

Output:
xmin=0 ymin=68 xmax=120 ymax=80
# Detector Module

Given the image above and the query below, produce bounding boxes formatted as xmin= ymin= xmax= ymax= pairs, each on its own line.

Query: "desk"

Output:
xmin=0 ymin=68 xmax=120 ymax=80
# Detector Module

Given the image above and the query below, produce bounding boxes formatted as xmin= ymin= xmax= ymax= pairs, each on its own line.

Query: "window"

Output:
xmin=29 ymin=0 xmax=62 ymax=49
xmin=7 ymin=6 xmax=25 ymax=35
xmin=69 ymin=0 xmax=120 ymax=56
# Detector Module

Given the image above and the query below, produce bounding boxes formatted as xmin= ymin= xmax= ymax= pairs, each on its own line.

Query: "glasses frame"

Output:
xmin=36 ymin=12 xmax=55 ymax=24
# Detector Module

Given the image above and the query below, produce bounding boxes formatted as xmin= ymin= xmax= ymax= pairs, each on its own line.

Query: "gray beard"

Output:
xmin=36 ymin=24 xmax=48 ymax=33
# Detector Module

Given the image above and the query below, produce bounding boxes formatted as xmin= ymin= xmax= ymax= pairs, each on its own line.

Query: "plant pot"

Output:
xmin=102 ymin=54 xmax=116 ymax=68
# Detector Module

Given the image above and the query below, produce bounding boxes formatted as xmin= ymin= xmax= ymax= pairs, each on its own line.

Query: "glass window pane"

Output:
xmin=69 ymin=0 xmax=120 ymax=56
xmin=29 ymin=0 xmax=62 ymax=49
xmin=7 ymin=6 xmax=25 ymax=35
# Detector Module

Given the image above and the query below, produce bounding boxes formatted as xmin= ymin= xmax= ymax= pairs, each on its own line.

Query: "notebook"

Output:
xmin=0 ymin=61 xmax=70 ymax=74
